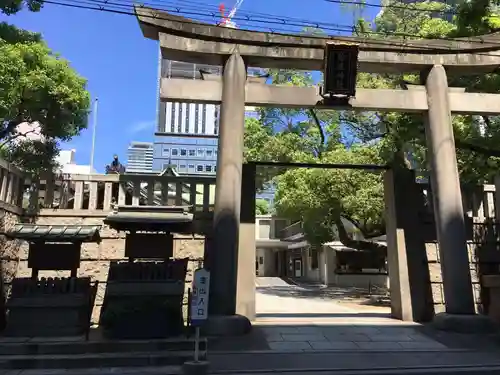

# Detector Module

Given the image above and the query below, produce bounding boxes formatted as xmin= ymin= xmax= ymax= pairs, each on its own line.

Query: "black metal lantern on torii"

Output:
xmin=320 ymin=42 xmax=359 ymax=105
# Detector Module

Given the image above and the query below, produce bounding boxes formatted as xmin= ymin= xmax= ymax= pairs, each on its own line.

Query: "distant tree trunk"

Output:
xmin=334 ymin=216 xmax=387 ymax=254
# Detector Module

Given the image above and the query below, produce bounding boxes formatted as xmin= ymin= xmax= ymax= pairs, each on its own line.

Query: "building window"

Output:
xmin=195 ymin=105 xmax=199 ymax=134
xmin=162 ymin=148 xmax=170 ymax=157
xmin=214 ymin=106 xmax=220 ymax=135
xmin=185 ymin=104 xmax=191 ymax=133
xmin=197 ymin=148 xmax=204 ymax=157
xmin=310 ymin=247 xmax=319 ymax=269
xmin=170 ymin=103 xmax=176 ymax=133
xmin=171 ymin=148 xmax=179 ymax=156
xmin=274 ymin=219 xmax=287 ymax=237
xmin=180 ymin=149 xmax=187 ymax=156
xmin=214 ymin=166 xmax=217 ymax=172
xmin=206 ymin=149 xmax=213 ymax=157
xmin=196 ymin=165 xmax=203 ymax=172
xmin=179 ymin=164 xmax=186 ymax=172
xmin=177 ymin=103 xmax=183 ymax=133
xmin=189 ymin=149 xmax=196 ymax=157
xmin=205 ymin=165 xmax=212 ymax=172
xmin=188 ymin=164 xmax=195 ymax=172
xmin=202 ymin=104 xmax=207 ymax=134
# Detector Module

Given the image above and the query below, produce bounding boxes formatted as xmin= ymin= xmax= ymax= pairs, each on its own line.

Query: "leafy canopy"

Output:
xmin=0 ymin=23 xmax=91 ymax=173
xmin=256 ymin=199 xmax=271 ymax=215
xmin=1 ymin=0 xmax=43 ymax=15
xmin=244 ymin=1 xmax=500 ymax=249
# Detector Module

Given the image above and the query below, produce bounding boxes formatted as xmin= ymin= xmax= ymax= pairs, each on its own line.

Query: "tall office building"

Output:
xmin=153 ymin=58 xmax=221 ymax=175
xmin=127 ymin=141 xmax=154 ymax=173
xmin=154 ymin=54 xmax=276 ymax=205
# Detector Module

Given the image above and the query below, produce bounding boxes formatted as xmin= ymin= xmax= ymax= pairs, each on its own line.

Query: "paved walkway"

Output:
xmin=2 ymin=278 xmax=500 ymax=375
xmin=252 ymin=277 xmax=479 ymax=352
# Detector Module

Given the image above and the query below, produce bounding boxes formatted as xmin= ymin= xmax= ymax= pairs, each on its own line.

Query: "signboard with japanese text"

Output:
xmin=190 ymin=268 xmax=211 ymax=326
xmin=323 ymin=42 xmax=359 ymax=97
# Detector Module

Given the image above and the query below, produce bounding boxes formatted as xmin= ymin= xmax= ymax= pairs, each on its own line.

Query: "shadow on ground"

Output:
xmin=256 ymin=282 xmax=390 ymax=307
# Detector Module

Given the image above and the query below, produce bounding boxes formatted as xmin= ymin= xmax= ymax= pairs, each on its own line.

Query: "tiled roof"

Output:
xmin=103 ymin=205 xmax=194 ymax=233
xmin=6 ymin=224 xmax=101 ymax=243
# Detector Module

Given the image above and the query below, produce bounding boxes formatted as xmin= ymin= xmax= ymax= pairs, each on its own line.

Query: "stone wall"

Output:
xmin=16 ymin=215 xmax=205 ymax=325
xmin=426 ymin=242 xmax=482 ymax=314
xmin=0 ymin=208 xmax=22 ymax=329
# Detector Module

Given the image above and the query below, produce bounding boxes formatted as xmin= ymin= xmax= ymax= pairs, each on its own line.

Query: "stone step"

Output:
xmin=0 ymin=337 xmax=207 ymax=356
xmin=11 ymin=364 xmax=500 ymax=375
xmin=207 ymin=350 xmax=500 ymax=373
xmin=0 ymin=350 xmax=204 ymax=369
xmin=18 ymin=366 xmax=182 ymax=375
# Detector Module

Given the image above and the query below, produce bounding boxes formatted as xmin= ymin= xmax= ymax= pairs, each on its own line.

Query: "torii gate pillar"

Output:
xmin=423 ymin=65 xmax=491 ymax=331
xmin=203 ymin=52 xmax=252 ymax=335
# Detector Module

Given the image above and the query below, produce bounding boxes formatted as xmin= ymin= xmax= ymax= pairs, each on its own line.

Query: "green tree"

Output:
xmin=274 ymin=145 xmax=386 ymax=248
xmin=1 ymin=0 xmax=42 ymax=15
xmin=0 ymin=24 xmax=90 ymax=173
xmin=255 ymin=199 xmax=270 ymax=215
xmin=244 ymin=1 xmax=500 ymax=252
xmin=243 ymin=71 xmax=385 ymax=249
xmin=354 ymin=1 xmax=500 ymax=184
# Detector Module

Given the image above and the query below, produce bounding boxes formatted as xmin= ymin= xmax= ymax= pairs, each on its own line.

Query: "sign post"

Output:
xmin=189 ymin=268 xmax=210 ymax=362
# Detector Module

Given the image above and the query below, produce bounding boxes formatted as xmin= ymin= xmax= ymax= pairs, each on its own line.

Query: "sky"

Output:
xmin=0 ymin=0 xmax=380 ymax=172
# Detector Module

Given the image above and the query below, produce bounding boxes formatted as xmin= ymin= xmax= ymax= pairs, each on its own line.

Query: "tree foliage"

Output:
xmin=243 ymin=1 xmax=500 ymax=250
xmin=1 ymin=0 xmax=43 ymax=15
xmin=0 ymin=23 xmax=90 ymax=173
xmin=275 ymin=146 xmax=385 ymax=247
xmin=255 ymin=199 xmax=270 ymax=215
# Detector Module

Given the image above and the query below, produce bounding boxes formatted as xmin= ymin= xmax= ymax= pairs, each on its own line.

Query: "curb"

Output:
xmin=210 ymin=364 xmax=500 ymax=374
xmin=208 ymin=348 xmax=471 ymax=355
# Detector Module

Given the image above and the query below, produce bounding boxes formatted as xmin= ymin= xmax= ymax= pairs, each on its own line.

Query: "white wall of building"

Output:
xmin=127 ymin=142 xmax=154 ymax=173
xmin=55 ymin=149 xmax=96 ymax=174
xmin=164 ymin=103 xmax=218 ymax=136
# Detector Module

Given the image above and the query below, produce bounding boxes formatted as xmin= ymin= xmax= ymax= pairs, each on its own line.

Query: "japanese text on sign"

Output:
xmin=190 ymin=268 xmax=211 ymax=326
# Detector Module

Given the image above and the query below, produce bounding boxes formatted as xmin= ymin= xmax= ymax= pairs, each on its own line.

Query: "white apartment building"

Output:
xmin=126 ymin=142 xmax=154 ymax=173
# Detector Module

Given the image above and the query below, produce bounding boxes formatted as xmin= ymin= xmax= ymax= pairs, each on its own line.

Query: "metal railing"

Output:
xmin=278 ymin=221 xmax=304 ymax=240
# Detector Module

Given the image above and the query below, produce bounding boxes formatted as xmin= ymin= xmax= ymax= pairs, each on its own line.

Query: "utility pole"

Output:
xmin=89 ymin=97 xmax=98 ymax=173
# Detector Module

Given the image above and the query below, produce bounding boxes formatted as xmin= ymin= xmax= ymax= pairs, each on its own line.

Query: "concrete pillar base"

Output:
xmin=432 ymin=312 xmax=496 ymax=333
xmin=202 ymin=314 xmax=252 ymax=337
xmin=182 ymin=361 xmax=209 ymax=375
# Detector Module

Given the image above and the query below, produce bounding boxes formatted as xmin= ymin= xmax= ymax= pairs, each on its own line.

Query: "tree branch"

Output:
xmin=309 ymin=109 xmax=325 ymax=158
xmin=455 ymin=139 xmax=500 ymax=158
xmin=0 ymin=128 xmax=39 ymax=148
xmin=334 ymin=216 xmax=387 ymax=254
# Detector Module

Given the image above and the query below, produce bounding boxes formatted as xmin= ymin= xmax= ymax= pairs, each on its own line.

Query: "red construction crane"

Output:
xmin=219 ymin=0 xmax=244 ymax=28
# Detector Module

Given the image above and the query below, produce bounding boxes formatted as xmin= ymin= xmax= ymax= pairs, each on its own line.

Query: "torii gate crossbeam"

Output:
xmin=160 ymin=78 xmax=500 ymax=115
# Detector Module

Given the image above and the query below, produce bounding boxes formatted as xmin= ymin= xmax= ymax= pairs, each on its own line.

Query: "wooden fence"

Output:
xmin=0 ymin=159 xmax=26 ymax=215
xmin=23 ymin=173 xmax=216 ymax=216
xmin=419 ymin=180 xmax=500 ymax=222
xmin=0 ymin=159 xmax=499 ymax=222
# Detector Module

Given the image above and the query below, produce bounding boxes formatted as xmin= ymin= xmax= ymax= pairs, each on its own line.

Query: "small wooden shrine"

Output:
xmin=5 ymin=224 xmax=101 ymax=337
xmin=100 ymin=205 xmax=192 ymax=339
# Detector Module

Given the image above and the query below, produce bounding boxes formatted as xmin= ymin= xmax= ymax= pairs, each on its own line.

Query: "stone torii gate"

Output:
xmin=135 ymin=7 xmax=500 ymax=334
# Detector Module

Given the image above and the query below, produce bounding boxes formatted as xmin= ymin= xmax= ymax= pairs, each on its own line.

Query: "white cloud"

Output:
xmin=128 ymin=120 xmax=155 ymax=134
